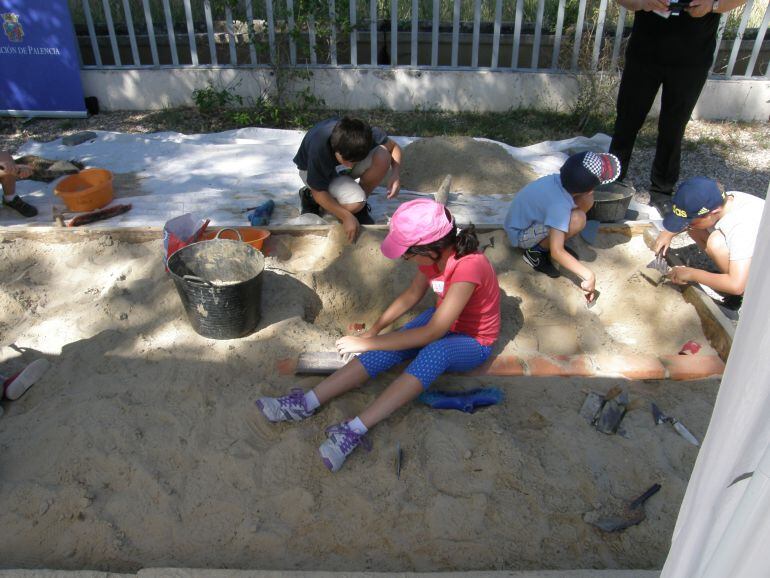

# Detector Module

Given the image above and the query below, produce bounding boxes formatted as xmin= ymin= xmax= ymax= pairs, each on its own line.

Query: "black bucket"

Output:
xmin=167 ymin=229 xmax=265 ymax=339
xmin=587 ymin=181 xmax=636 ymax=222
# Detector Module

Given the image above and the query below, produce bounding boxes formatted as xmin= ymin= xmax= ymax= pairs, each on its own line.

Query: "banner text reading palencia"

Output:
xmin=0 ymin=45 xmax=61 ymax=55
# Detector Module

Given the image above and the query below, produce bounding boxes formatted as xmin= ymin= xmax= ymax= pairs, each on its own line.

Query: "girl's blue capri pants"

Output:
xmin=357 ymin=308 xmax=494 ymax=389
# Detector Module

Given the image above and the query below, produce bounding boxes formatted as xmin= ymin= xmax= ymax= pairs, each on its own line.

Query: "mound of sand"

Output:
xmin=0 ymin=227 xmax=718 ymax=572
xmin=400 ymin=136 xmax=538 ymax=196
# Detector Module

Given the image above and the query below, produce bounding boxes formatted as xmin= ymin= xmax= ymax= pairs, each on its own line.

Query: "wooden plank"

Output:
xmin=0 ymin=226 xmax=163 ymax=244
xmin=83 ymin=0 xmax=103 ymax=67
xmin=183 ymin=0 xmax=198 ymax=66
xmin=551 ymin=0 xmax=566 ymax=69
xmin=434 ymin=174 xmax=452 ymax=205
xmin=102 ymin=0 xmax=122 ymax=66
xmin=204 ymin=0 xmax=218 ymax=65
xmin=491 ymin=0 xmax=502 ymax=68
xmin=296 ymin=351 xmax=347 ymax=374
xmin=0 ymin=222 xmax=651 ymax=243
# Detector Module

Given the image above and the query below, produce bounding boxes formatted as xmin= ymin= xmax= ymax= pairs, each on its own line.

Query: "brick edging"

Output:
xmin=280 ymin=352 xmax=725 ymax=381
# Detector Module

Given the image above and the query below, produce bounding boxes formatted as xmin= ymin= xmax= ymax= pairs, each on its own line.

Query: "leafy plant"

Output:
xmin=192 ymin=82 xmax=244 ymax=115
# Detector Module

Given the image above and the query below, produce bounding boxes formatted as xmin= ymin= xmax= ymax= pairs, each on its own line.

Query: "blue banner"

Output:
xmin=0 ymin=0 xmax=86 ymax=117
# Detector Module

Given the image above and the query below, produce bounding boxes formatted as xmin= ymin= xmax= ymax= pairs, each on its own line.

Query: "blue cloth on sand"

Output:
xmin=419 ymin=387 xmax=504 ymax=413
xmin=248 ymin=200 xmax=275 ymax=226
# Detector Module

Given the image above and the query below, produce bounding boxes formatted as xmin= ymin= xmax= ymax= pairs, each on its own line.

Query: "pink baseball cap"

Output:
xmin=381 ymin=199 xmax=454 ymax=259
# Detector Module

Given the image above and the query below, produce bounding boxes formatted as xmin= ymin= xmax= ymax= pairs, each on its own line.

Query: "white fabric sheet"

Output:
xmin=2 ymin=128 xmax=613 ymax=228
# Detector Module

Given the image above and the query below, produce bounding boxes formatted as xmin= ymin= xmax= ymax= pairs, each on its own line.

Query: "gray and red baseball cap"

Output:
xmin=560 ymin=151 xmax=621 ymax=194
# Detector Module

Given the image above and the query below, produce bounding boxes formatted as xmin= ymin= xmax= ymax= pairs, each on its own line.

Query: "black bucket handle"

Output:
xmin=183 ymin=274 xmax=213 ymax=286
xmin=216 ymin=227 xmax=243 ymax=241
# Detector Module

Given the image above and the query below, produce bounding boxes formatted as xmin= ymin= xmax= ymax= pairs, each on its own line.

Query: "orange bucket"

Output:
xmin=202 ymin=227 xmax=271 ymax=253
xmin=54 ymin=168 xmax=114 ymax=212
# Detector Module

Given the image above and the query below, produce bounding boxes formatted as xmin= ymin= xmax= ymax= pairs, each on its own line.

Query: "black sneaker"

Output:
xmin=564 ymin=245 xmax=579 ymax=260
xmin=648 ymin=192 xmax=673 ymax=217
xmin=523 ymin=248 xmax=560 ymax=278
xmin=2 ymin=195 xmax=38 ymax=218
xmin=354 ymin=203 xmax=374 ymax=225
xmin=298 ymin=186 xmax=320 ymax=215
xmin=721 ymin=294 xmax=743 ymax=311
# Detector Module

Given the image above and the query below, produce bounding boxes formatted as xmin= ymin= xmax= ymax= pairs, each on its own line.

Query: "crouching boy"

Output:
xmin=504 ymin=151 xmax=620 ymax=302
xmin=654 ymin=177 xmax=763 ymax=309
xmin=293 ymin=117 xmax=402 ymax=242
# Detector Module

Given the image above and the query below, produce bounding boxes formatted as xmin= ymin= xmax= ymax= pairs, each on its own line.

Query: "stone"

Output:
xmin=48 ymin=160 xmax=79 ymax=174
xmin=62 ymin=131 xmax=97 ymax=146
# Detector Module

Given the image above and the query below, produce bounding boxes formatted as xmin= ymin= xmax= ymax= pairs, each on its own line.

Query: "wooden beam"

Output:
xmin=0 ymin=222 xmax=649 ymax=245
xmin=434 ymin=174 xmax=452 ymax=205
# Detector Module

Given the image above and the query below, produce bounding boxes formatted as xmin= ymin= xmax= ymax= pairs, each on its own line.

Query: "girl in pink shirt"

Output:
xmin=257 ymin=199 xmax=501 ymax=472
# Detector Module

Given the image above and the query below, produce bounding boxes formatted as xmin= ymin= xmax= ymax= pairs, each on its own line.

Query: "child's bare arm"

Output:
xmin=669 ymin=258 xmax=751 ymax=295
xmin=0 ymin=150 xmax=16 ymax=176
xmin=548 ymin=228 xmax=596 ymax=296
xmin=310 ymin=187 xmax=360 ymax=242
xmin=384 ymin=139 xmax=402 ymax=199
xmin=365 ymin=273 xmax=429 ymax=336
xmin=337 ymin=281 xmax=475 ymax=354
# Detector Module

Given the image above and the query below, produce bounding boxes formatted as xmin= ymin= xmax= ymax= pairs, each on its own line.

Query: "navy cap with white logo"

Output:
xmin=663 ymin=177 xmax=725 ymax=232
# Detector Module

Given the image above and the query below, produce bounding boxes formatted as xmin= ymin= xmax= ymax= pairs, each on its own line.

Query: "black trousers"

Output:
xmin=609 ymin=53 xmax=710 ymax=195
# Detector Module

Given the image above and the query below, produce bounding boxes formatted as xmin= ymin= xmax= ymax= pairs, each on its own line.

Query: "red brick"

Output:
xmin=523 ymin=354 xmax=595 ymax=377
xmin=660 ymin=354 xmax=725 ymax=380
xmin=471 ymin=355 xmax=525 ymax=376
xmin=276 ymin=358 xmax=297 ymax=375
xmin=591 ymin=354 xmax=666 ymax=380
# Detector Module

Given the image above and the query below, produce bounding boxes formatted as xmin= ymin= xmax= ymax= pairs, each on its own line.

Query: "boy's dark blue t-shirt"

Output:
xmin=293 ymin=118 xmax=388 ymax=191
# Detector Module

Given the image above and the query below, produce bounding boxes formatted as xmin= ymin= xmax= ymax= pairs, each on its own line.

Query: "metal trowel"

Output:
xmin=651 ymin=403 xmax=700 ymax=446
xmin=584 ymin=483 xmax=662 ymax=532
xmin=640 ymin=249 xmax=671 ymax=286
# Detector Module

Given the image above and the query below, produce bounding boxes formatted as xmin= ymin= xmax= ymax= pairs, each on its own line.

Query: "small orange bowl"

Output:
xmin=55 ymin=168 xmax=114 ymax=212
xmin=201 ymin=227 xmax=271 ymax=253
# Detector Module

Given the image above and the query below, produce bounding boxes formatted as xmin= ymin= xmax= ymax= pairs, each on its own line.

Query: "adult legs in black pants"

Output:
xmin=650 ymin=63 xmax=710 ymax=195
xmin=610 ymin=56 xmax=664 ymax=186
xmin=610 ymin=55 xmax=710 ymax=195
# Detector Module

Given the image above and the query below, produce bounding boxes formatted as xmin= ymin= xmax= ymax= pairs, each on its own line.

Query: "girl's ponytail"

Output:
xmin=454 ymin=224 xmax=479 ymax=258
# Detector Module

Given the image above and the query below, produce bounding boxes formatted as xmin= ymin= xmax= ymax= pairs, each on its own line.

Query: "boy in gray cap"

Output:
xmin=654 ymin=176 xmax=764 ymax=308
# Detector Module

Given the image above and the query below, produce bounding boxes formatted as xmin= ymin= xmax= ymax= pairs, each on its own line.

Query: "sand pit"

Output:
xmin=400 ymin=136 xmax=539 ymax=196
xmin=0 ymin=227 xmax=719 ymax=572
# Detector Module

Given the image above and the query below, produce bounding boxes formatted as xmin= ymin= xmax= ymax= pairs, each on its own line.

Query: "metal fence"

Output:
xmin=73 ymin=0 xmax=770 ymax=79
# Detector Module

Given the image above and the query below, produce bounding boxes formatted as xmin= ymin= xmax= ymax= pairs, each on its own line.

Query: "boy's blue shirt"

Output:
xmin=504 ymin=173 xmax=576 ymax=236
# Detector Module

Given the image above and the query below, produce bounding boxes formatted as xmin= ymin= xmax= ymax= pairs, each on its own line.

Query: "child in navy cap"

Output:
xmin=653 ymin=177 xmax=764 ymax=308
xmin=504 ymin=151 xmax=620 ymax=303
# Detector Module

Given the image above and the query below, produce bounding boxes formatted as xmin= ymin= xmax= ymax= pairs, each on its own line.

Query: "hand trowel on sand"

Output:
xmin=640 ymin=249 xmax=671 ymax=286
xmin=584 ymin=483 xmax=661 ymax=532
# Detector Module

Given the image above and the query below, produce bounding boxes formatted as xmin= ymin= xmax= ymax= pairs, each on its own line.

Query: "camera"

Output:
xmin=667 ymin=0 xmax=691 ymax=15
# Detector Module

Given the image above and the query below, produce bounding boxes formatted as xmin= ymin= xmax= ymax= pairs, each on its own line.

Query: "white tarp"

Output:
xmin=3 ymin=129 xmax=625 ymax=228
xmin=661 ymin=185 xmax=770 ymax=576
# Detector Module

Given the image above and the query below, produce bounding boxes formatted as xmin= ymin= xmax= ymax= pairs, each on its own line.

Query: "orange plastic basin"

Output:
xmin=55 ymin=168 xmax=114 ymax=212
xmin=201 ymin=227 xmax=271 ymax=253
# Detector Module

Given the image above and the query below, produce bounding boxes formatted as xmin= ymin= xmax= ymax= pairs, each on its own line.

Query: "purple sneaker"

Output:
xmin=319 ymin=422 xmax=371 ymax=472
xmin=256 ymin=388 xmax=314 ymax=422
